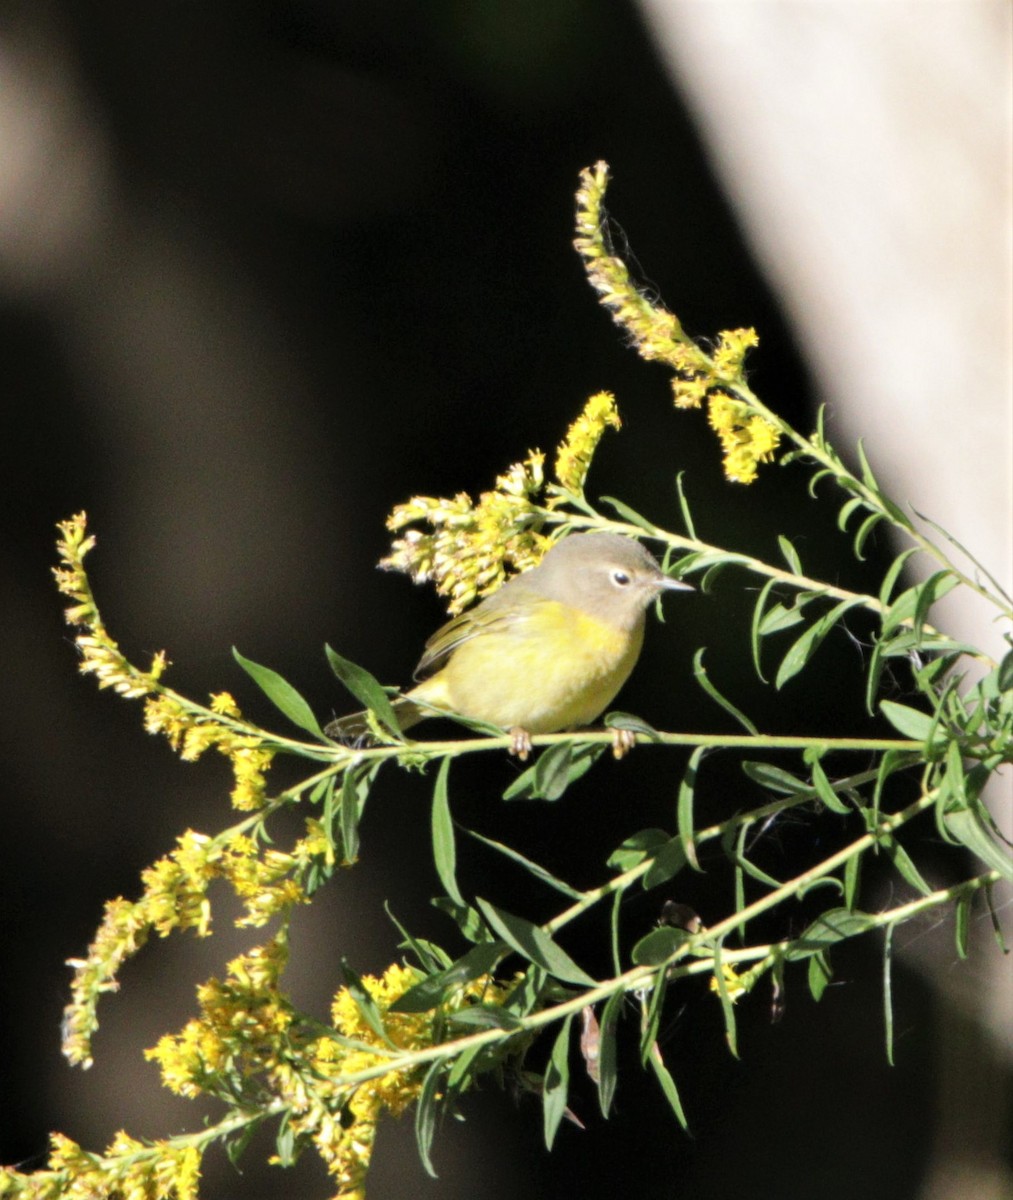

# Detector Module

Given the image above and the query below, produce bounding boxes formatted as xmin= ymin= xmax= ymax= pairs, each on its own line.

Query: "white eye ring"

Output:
xmin=611 ymin=569 xmax=631 ymax=587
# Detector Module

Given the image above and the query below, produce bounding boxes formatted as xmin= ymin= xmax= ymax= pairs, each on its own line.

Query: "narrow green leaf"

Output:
xmin=711 ymin=941 xmax=739 ymax=1057
xmin=503 ymin=964 xmax=548 ymax=1017
xmin=502 ymin=742 xmax=604 ymax=801
xmin=596 ymin=990 xmax=624 ymax=1117
xmin=750 ymin=577 xmax=779 ymax=683
xmin=944 ymin=807 xmax=1013 ymax=882
xmin=741 ymin=761 xmax=809 ymax=794
xmin=879 ymin=548 xmax=918 ymax=607
xmin=446 ymin=1044 xmax=485 ymax=1093
xmin=639 ymin=969 xmax=668 ymax=1066
xmin=777 ymin=535 xmax=803 ymax=574
xmin=856 ymin=438 xmax=880 ymax=489
xmin=543 ymin=1015 xmax=574 ymax=1150
xmin=882 ymin=924 xmax=895 ymax=1066
xmin=607 ymin=827 xmax=669 ymax=872
xmin=954 ymin=892 xmax=971 ymax=960
xmin=807 ymin=951 xmax=832 ymax=1002
xmin=447 ymin=1005 xmax=523 ymax=1031
xmin=431 ymin=897 xmax=488 ymax=943
xmin=879 ymin=699 xmax=938 ymax=742
xmin=775 ymin=597 xmax=865 ymax=689
xmin=913 ymin=570 xmax=959 ymax=639
xmin=677 ymin=746 xmax=706 ymax=871
xmin=462 ymin=826 xmax=583 ymax=900
xmin=844 ymin=853 xmax=861 ymax=911
xmin=836 ymin=495 xmax=866 ymax=533
xmin=385 ymin=903 xmax=451 ymax=974
xmin=475 ymin=899 xmax=595 ymax=986
xmin=340 ymin=769 xmax=361 ymax=862
xmin=605 ymin=711 xmax=663 ymax=741
xmin=879 ymin=834 xmax=933 ymax=896
xmin=599 ymin=496 xmax=658 ymax=533
xmin=391 ymin=942 xmax=504 ymax=1013
xmin=810 ymin=757 xmax=852 ymax=815
xmin=631 ymin=926 xmax=689 ymax=966
xmin=643 ymin=838 xmax=688 ymax=890
xmin=674 ymin=471 xmax=698 ymax=539
xmin=853 ymin=512 xmax=883 ymax=560
xmin=341 ymin=959 xmax=395 ymax=1048
xmin=728 ymin=821 xmax=783 ymax=889
xmin=414 ymin=1062 xmax=444 ymax=1178
xmin=692 ymin=648 xmax=759 ymax=734
xmin=785 ymin=908 xmax=877 ymax=959
xmin=431 ymin=758 xmax=463 ymax=906
xmin=998 ymin=649 xmax=1013 ymax=694
xmin=324 ymin=644 xmax=402 ymax=737
xmin=646 ymin=1041 xmax=689 ymax=1131
xmin=232 ymin=648 xmax=324 ymax=737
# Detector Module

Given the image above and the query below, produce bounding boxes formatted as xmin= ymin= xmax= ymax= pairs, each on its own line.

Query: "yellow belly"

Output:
xmin=411 ymin=602 xmax=644 ymax=733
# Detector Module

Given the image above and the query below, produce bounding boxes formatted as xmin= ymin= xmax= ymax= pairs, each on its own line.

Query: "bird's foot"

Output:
xmin=508 ymin=726 xmax=533 ymax=761
xmin=610 ymin=728 xmax=637 ymax=760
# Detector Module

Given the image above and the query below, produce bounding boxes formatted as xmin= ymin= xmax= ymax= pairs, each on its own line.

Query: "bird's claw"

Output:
xmin=508 ymin=726 xmax=533 ymax=761
xmin=611 ymin=728 xmax=636 ymax=759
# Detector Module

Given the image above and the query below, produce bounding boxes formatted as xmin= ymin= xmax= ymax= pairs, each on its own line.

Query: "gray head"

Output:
xmin=525 ymin=533 xmax=692 ymax=631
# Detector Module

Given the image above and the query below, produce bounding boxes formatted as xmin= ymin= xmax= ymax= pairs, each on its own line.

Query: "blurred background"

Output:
xmin=1 ymin=2 xmax=1009 ymax=1198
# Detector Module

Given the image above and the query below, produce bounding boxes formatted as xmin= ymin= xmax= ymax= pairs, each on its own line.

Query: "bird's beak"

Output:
xmin=657 ymin=575 xmax=694 ymax=592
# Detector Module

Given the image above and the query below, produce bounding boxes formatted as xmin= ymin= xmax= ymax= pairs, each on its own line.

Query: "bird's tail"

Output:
xmin=324 ymin=695 xmax=428 ymax=743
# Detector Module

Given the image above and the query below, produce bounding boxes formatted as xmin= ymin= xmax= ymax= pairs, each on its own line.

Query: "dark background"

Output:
xmin=1 ymin=3 xmax=1007 ymax=1198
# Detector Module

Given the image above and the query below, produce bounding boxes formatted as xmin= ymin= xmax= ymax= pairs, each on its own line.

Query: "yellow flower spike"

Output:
xmin=553 ymin=391 xmax=622 ymax=495
xmin=706 ymin=393 xmax=781 ymax=485
xmin=709 ymin=962 xmax=748 ymax=1002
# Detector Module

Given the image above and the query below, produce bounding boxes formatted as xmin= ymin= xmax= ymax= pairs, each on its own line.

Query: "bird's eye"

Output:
xmin=611 ymin=569 xmax=631 ymax=587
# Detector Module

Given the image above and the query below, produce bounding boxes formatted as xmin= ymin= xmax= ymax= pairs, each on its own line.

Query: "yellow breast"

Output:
xmin=414 ymin=600 xmax=645 ymax=733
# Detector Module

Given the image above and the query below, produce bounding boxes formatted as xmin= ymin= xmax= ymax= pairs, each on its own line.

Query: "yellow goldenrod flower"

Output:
xmin=553 ymin=391 xmax=622 ymax=495
xmin=707 ymin=394 xmax=782 ymax=485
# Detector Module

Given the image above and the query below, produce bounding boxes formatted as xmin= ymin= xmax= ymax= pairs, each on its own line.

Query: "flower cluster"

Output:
xmin=0 ymin=1131 xmax=201 ymax=1199
xmin=53 ymin=513 xmax=168 ymax=699
xmin=62 ymin=824 xmax=326 ymax=1069
xmin=147 ymin=952 xmax=510 ymax=1200
xmin=574 ymin=162 xmax=780 ymax=483
xmin=381 ymin=452 xmax=551 ymax=615
xmin=554 ymin=390 xmax=622 ymax=495
xmin=381 ymin=389 xmax=626 ymax=614
xmin=144 ymin=691 xmax=276 ymax=812
xmin=707 ymin=394 xmax=781 ymax=485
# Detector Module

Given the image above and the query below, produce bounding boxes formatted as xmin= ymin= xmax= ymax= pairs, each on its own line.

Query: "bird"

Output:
xmin=325 ymin=532 xmax=692 ymax=758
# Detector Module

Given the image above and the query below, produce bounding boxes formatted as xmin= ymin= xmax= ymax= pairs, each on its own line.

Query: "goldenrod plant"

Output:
xmin=5 ymin=163 xmax=1010 ymax=1200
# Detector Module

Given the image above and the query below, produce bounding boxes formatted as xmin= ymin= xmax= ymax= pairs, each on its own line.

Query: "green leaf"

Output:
xmin=692 ymin=649 xmax=758 ymax=734
xmin=475 ymin=899 xmax=595 ymax=986
xmin=807 ymin=951 xmax=832 ymax=1001
xmin=674 ymin=471 xmax=698 ymax=539
xmin=856 ymin=438 xmax=880 ymax=490
xmin=711 ymin=942 xmax=739 ymax=1057
xmin=757 ymin=596 xmax=819 ymax=636
xmin=597 ymin=990 xmax=624 ymax=1118
xmin=836 ymin=495 xmax=866 ymax=533
xmin=643 ymin=838 xmax=688 ymax=890
xmin=607 ymin=828 xmax=669 ymax=872
xmin=391 ymin=941 xmax=504 ymax=1013
xmin=605 ymin=711 xmax=663 ymax=741
xmin=386 ymin=903 xmax=452 ymax=974
xmin=774 ymin=597 xmax=865 ymax=689
xmin=324 ymin=644 xmax=402 ymax=737
xmin=777 ymin=535 xmax=803 ymax=574
xmin=809 ymin=757 xmax=852 ymax=815
xmin=879 ymin=548 xmax=919 ymax=607
xmin=879 ymin=835 xmax=933 ymax=896
xmin=677 ymin=746 xmax=706 ymax=871
xmin=879 ymin=699 xmax=939 ymax=743
xmin=414 ymin=1062 xmax=443 ymax=1178
xmin=462 ymin=827 xmax=583 ymax=900
xmin=340 ymin=959 xmax=395 ymax=1048
xmin=631 ymin=926 xmax=689 ymax=966
xmin=446 ymin=1004 xmax=523 ymax=1031
xmin=786 ymin=908 xmax=877 ymax=959
xmin=750 ymin=577 xmax=780 ymax=683
xmin=232 ymin=648 xmax=324 ymax=737
xmin=639 ymin=969 xmax=668 ymax=1066
xmin=503 ymin=964 xmax=548 ymax=1017
xmin=954 ymin=891 xmax=971 ymax=960
xmin=431 ymin=897 xmax=488 ymax=943
xmin=944 ymin=807 xmax=1013 ymax=882
xmin=998 ymin=649 xmax=1013 ymax=694
xmin=646 ymin=1041 xmax=689 ymax=1131
xmin=844 ymin=853 xmax=862 ymax=911
xmin=502 ymin=741 xmax=605 ymax=801
xmin=853 ymin=512 xmax=883 ymax=560
xmin=741 ymin=761 xmax=810 ymax=794
xmin=882 ymin=924 xmax=895 ymax=1066
xmin=543 ymin=1015 xmax=574 ymax=1150
xmin=340 ymin=768 xmax=361 ymax=862
xmin=430 ymin=758 xmax=463 ymax=905
xmin=600 ymin=496 xmax=658 ymax=533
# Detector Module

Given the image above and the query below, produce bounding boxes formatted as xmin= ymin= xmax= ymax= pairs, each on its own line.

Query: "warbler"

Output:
xmin=326 ymin=532 xmax=692 ymax=757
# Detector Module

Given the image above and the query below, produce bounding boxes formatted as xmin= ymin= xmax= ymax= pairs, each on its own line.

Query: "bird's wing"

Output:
xmin=412 ymin=582 xmax=546 ymax=680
